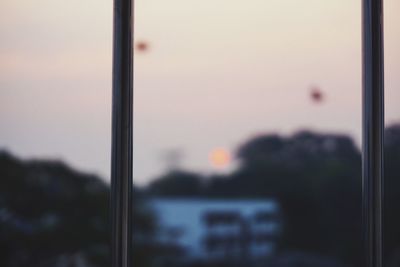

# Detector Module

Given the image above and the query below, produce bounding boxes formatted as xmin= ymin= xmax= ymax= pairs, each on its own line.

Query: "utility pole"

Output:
xmin=110 ymin=0 xmax=133 ymax=267
xmin=362 ymin=1 xmax=384 ymax=267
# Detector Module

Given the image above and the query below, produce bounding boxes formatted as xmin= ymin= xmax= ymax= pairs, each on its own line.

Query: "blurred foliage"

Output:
xmin=147 ymin=124 xmax=400 ymax=267
xmin=1 ymin=124 xmax=400 ymax=267
xmin=385 ymin=125 xmax=400 ymax=266
xmin=0 ymin=152 xmax=154 ymax=267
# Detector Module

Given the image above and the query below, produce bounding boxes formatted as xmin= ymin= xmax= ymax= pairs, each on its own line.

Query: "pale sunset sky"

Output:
xmin=0 ymin=0 xmax=399 ymax=185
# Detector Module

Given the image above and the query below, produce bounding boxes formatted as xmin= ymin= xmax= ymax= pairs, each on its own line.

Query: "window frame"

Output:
xmin=109 ymin=1 xmax=385 ymax=266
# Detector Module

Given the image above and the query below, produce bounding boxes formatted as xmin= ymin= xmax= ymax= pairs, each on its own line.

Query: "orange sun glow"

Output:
xmin=209 ymin=148 xmax=231 ymax=168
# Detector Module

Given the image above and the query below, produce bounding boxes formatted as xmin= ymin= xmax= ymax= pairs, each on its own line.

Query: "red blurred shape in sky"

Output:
xmin=310 ymin=87 xmax=324 ymax=103
xmin=136 ymin=41 xmax=149 ymax=52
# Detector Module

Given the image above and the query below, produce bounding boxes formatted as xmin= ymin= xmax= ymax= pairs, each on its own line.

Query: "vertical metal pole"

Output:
xmin=110 ymin=0 xmax=133 ymax=267
xmin=362 ymin=0 xmax=384 ymax=267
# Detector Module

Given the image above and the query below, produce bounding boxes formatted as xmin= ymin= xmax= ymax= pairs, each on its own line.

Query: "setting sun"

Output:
xmin=209 ymin=148 xmax=231 ymax=168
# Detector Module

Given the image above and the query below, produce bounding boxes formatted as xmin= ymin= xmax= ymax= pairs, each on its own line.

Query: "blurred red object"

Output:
xmin=136 ymin=41 xmax=149 ymax=52
xmin=310 ymin=87 xmax=324 ymax=103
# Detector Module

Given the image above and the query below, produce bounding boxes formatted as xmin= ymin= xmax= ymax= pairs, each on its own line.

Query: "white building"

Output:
xmin=149 ymin=198 xmax=281 ymax=264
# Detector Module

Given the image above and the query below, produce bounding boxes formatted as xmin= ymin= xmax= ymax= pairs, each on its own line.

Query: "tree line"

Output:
xmin=1 ymin=124 xmax=400 ymax=266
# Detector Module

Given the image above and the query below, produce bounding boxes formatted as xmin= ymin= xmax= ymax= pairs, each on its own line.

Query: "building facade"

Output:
xmin=150 ymin=198 xmax=281 ymax=266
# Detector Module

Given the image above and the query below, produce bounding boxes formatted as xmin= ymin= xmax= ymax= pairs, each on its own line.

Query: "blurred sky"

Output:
xmin=0 ymin=0 xmax=399 ymax=185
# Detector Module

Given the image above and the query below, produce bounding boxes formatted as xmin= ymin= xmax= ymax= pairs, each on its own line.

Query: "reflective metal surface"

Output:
xmin=110 ymin=0 xmax=133 ymax=267
xmin=362 ymin=0 xmax=384 ymax=267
